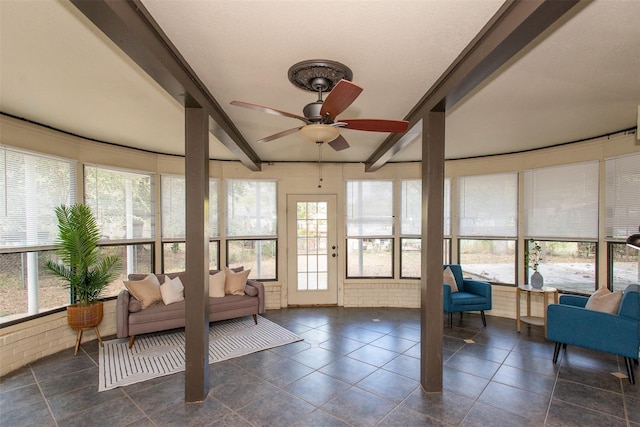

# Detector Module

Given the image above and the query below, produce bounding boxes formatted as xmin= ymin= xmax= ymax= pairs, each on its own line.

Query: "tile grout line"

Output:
xmin=29 ymin=365 xmax=59 ymax=427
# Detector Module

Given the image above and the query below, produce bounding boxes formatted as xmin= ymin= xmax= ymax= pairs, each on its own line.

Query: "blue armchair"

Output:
xmin=546 ymin=284 xmax=639 ymax=384
xmin=443 ymin=264 xmax=492 ymax=328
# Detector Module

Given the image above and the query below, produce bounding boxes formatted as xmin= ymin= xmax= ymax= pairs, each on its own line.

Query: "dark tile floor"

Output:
xmin=1 ymin=307 xmax=638 ymax=426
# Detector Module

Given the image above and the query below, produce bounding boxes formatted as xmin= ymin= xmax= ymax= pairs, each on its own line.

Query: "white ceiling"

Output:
xmin=1 ymin=0 xmax=639 ymax=166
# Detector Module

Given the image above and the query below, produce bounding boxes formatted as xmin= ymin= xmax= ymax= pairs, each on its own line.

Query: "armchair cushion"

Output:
xmin=585 ymin=287 xmax=623 ymax=314
xmin=443 ymin=267 xmax=459 ymax=293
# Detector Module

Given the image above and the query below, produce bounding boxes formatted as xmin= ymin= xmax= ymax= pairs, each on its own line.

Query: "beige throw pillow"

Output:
xmin=209 ymin=271 xmax=226 ymax=298
xmin=224 ymin=267 xmax=251 ymax=295
xmin=443 ymin=267 xmax=459 ymax=293
xmin=160 ymin=275 xmax=184 ymax=305
xmin=585 ymin=287 xmax=623 ymax=314
xmin=124 ymin=274 xmax=162 ymax=309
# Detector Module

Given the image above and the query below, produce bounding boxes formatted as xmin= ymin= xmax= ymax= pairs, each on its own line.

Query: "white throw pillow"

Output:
xmin=585 ymin=287 xmax=623 ymax=314
xmin=160 ymin=276 xmax=184 ymax=305
xmin=209 ymin=271 xmax=226 ymax=298
xmin=443 ymin=267 xmax=459 ymax=293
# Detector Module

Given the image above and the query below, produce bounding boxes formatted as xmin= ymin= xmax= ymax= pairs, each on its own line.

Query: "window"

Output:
xmin=346 ymin=180 xmax=393 ymax=278
xmin=226 ymin=180 xmax=277 ymax=280
xmin=0 ymin=147 xmax=76 ymax=322
xmin=528 ymin=240 xmax=597 ymax=293
xmin=524 ymin=163 xmax=599 ymax=292
xmin=1 ymin=146 xmax=76 ymax=248
xmin=525 ymin=162 xmax=598 ymax=239
xmin=97 ymin=243 xmax=153 ymax=298
xmin=457 ymin=173 xmax=518 ymax=283
xmin=399 ymin=178 xmax=452 ymax=278
xmin=84 ymin=165 xmax=155 ymax=240
xmin=162 ymin=242 xmax=219 ymax=274
xmin=459 ymin=239 xmax=516 ymax=283
xmin=605 ymin=153 xmax=640 ymax=290
xmin=160 ymin=175 xmax=220 ymax=272
xmin=609 ymin=243 xmax=639 ymax=291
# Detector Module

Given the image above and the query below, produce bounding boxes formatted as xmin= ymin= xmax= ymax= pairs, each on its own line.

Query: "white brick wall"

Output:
xmin=343 ymin=283 xmax=421 ymax=308
xmin=0 ymin=300 xmax=117 ymax=377
xmin=264 ymin=283 xmax=282 ymax=309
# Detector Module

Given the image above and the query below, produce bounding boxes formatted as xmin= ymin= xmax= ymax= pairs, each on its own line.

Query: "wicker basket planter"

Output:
xmin=67 ymin=301 xmax=104 ymax=330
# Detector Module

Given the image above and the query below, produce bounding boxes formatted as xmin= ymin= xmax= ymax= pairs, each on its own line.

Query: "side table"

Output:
xmin=516 ymin=285 xmax=559 ymax=336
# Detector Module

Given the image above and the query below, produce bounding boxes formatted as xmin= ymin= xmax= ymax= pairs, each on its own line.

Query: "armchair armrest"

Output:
xmin=116 ymin=289 xmax=131 ymax=339
xmin=547 ymin=304 xmax=640 ymax=359
xmin=246 ymin=279 xmax=265 ymax=314
xmin=464 ymin=280 xmax=492 ymax=299
xmin=558 ymin=294 xmax=588 ymax=308
xmin=443 ymin=284 xmax=453 ymax=311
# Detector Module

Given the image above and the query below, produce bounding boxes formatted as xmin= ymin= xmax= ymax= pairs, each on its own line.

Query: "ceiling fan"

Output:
xmin=230 ymin=60 xmax=409 ymax=151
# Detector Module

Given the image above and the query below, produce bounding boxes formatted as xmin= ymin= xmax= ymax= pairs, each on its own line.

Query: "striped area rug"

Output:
xmin=99 ymin=316 xmax=302 ymax=391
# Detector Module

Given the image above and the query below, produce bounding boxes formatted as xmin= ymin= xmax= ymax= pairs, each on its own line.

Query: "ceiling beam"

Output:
xmin=364 ymin=0 xmax=581 ymax=172
xmin=70 ymin=0 xmax=262 ymax=171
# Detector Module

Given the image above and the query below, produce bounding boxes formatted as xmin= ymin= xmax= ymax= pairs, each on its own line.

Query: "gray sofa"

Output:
xmin=116 ymin=270 xmax=265 ymax=348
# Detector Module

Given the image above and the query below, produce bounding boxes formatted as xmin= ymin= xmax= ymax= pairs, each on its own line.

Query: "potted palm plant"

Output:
xmin=45 ymin=204 xmax=122 ymax=335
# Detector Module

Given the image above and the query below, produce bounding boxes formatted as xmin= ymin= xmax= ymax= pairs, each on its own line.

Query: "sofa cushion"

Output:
xmin=129 ymin=298 xmax=142 ymax=313
xmin=244 ymin=283 xmax=258 ymax=297
xmin=209 ymin=271 xmax=226 ymax=298
xmin=224 ymin=267 xmax=251 ymax=295
xmin=161 ymin=275 xmax=184 ymax=305
xmin=443 ymin=266 xmax=459 ymax=293
xmin=585 ymin=287 xmax=623 ymax=314
xmin=125 ymin=274 xmax=162 ymax=309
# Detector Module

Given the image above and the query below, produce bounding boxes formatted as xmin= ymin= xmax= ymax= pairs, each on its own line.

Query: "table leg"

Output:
xmin=516 ymin=288 xmax=521 ymax=332
xmin=543 ymin=293 xmax=549 ymax=337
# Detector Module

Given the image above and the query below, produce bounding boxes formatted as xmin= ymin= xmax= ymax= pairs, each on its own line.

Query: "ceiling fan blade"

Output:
xmin=328 ymin=134 xmax=350 ymax=151
xmin=320 ymin=79 xmax=363 ymax=120
xmin=256 ymin=126 xmax=303 ymax=143
xmin=341 ymin=118 xmax=409 ymax=133
xmin=231 ymin=100 xmax=310 ymax=123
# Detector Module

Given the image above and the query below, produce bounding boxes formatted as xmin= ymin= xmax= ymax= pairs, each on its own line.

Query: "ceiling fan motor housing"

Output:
xmin=303 ymin=101 xmax=324 ymax=122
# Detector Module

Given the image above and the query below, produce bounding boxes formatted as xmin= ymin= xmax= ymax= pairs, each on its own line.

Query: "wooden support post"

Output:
xmin=184 ymin=104 xmax=210 ymax=402
xmin=420 ymin=110 xmax=445 ymax=392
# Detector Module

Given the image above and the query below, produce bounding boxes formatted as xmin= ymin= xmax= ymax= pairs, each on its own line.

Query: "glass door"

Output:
xmin=287 ymin=195 xmax=338 ymax=305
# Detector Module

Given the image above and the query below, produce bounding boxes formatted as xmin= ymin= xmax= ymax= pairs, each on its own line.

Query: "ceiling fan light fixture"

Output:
xmin=627 ymin=226 xmax=640 ymax=250
xmin=300 ymin=124 xmax=340 ymax=143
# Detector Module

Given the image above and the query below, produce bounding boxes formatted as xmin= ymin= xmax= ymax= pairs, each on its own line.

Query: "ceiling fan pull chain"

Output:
xmin=317 ymin=141 xmax=323 ymax=188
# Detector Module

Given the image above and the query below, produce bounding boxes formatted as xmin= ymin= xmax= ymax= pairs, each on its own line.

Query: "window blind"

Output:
xmin=0 ymin=146 xmax=76 ymax=248
xmin=226 ymin=179 xmax=277 ymax=236
xmin=605 ymin=152 xmax=640 ymax=239
xmin=161 ymin=175 xmax=219 ymax=239
xmin=458 ymin=173 xmax=517 ymax=237
xmin=524 ymin=161 xmax=599 ymax=239
xmin=399 ymin=178 xmax=451 ymax=236
xmin=346 ymin=180 xmax=393 ymax=236
xmin=84 ymin=165 xmax=155 ymax=240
